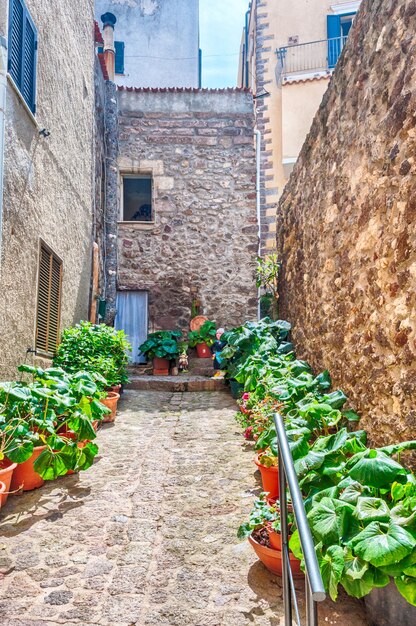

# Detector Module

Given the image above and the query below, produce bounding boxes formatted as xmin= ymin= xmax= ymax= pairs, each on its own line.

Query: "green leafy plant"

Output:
xmin=188 ymin=320 xmax=217 ymax=348
xmin=54 ymin=322 xmax=131 ymax=387
xmin=139 ymin=330 xmax=182 ymax=360
xmin=225 ymin=315 xmax=416 ymax=607
xmin=0 ymin=365 xmax=110 ymax=480
xmin=238 ymin=492 xmax=295 ymax=540
xmin=256 ymin=254 xmax=281 ymax=320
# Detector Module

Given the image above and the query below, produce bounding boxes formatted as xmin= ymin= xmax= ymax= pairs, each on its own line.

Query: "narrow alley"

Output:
xmin=0 ymin=391 xmax=368 ymax=626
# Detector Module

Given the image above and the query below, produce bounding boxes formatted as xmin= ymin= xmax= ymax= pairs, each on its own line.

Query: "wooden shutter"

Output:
xmin=115 ymin=41 xmax=125 ymax=74
xmin=8 ymin=0 xmax=38 ymax=113
xmin=36 ymin=244 xmax=62 ymax=355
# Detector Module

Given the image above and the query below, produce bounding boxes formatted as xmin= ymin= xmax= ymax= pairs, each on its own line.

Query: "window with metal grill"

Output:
xmin=8 ymin=0 xmax=38 ymax=113
xmin=35 ymin=243 xmax=62 ymax=356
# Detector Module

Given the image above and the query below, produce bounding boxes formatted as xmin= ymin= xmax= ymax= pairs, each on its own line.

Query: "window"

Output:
xmin=8 ymin=0 xmax=38 ymax=113
xmin=327 ymin=12 xmax=355 ymax=68
xmin=35 ymin=242 xmax=62 ymax=355
xmin=115 ymin=41 xmax=124 ymax=74
xmin=122 ymin=176 xmax=153 ymax=222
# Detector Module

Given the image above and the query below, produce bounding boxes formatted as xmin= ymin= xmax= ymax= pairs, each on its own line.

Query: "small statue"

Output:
xmin=178 ymin=342 xmax=189 ymax=372
xmin=211 ymin=328 xmax=226 ymax=376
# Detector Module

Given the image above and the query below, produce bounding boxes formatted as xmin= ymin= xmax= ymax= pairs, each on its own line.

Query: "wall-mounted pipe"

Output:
xmin=244 ymin=5 xmax=251 ymax=88
xmin=254 ymin=128 xmax=261 ymax=319
xmin=0 ymin=35 xmax=7 ymax=269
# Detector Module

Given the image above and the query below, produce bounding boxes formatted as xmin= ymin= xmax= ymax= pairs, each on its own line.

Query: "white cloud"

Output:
xmin=200 ymin=0 xmax=249 ymax=88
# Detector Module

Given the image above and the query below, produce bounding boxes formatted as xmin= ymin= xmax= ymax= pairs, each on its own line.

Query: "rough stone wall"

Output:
xmin=93 ymin=56 xmax=107 ymax=310
xmin=277 ymin=0 xmax=416 ymax=447
xmin=0 ymin=1 xmax=95 ymax=378
xmin=117 ymin=88 xmax=258 ymax=332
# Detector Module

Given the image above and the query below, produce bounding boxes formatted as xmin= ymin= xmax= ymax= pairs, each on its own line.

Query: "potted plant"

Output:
xmin=0 ymin=366 xmax=109 ymax=492
xmin=139 ymin=330 xmax=182 ymax=375
xmin=54 ymin=321 xmax=131 ymax=391
xmin=238 ymin=493 xmax=302 ymax=577
xmin=188 ymin=320 xmax=216 ymax=358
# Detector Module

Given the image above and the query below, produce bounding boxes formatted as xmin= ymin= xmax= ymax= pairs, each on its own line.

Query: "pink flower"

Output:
xmin=242 ymin=392 xmax=250 ymax=401
xmin=244 ymin=426 xmax=254 ymax=440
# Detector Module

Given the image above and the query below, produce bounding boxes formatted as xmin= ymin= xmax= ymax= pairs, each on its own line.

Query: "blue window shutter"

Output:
xmin=327 ymin=15 xmax=341 ymax=68
xmin=115 ymin=40 xmax=124 ymax=74
xmin=8 ymin=0 xmax=24 ymax=89
xmin=8 ymin=0 xmax=37 ymax=113
xmin=22 ymin=11 xmax=37 ymax=113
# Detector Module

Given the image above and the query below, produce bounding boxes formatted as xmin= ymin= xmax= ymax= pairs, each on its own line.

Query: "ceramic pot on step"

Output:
xmin=10 ymin=446 xmax=47 ymax=491
xmin=153 ymin=357 xmax=170 ymax=376
xmin=196 ymin=342 xmax=211 ymax=358
xmin=100 ymin=392 xmax=120 ymax=423
xmin=0 ymin=460 xmax=16 ymax=506
xmin=254 ymin=454 xmax=279 ymax=499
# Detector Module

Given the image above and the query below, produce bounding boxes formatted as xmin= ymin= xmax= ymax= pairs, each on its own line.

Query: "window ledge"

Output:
xmin=7 ymin=73 xmax=39 ymax=129
xmin=118 ymin=221 xmax=156 ymax=230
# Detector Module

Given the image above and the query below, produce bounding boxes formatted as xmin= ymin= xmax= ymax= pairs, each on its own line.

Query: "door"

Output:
xmin=115 ymin=291 xmax=148 ymax=364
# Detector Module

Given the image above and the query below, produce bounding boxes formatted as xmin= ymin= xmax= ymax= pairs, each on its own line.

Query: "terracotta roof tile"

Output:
xmin=94 ymin=21 xmax=104 ymax=45
xmin=117 ymin=86 xmax=252 ymax=94
xmin=98 ymin=52 xmax=109 ymax=81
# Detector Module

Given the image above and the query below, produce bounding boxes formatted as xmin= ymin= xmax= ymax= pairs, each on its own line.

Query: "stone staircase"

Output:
xmin=125 ymin=356 xmax=227 ymax=392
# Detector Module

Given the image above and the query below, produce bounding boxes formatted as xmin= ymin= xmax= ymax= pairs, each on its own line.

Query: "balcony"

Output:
xmin=277 ymin=36 xmax=348 ymax=79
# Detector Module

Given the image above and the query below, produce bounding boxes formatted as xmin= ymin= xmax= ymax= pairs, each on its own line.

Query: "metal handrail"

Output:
xmin=274 ymin=412 xmax=326 ymax=626
xmin=276 ymin=36 xmax=349 ymax=76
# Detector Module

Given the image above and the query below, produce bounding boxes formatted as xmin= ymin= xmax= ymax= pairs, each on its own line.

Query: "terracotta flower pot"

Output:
xmin=10 ymin=446 xmax=47 ymax=492
xmin=268 ymin=528 xmax=283 ymax=551
xmin=153 ymin=357 xmax=170 ymax=376
xmin=0 ymin=481 xmax=6 ymax=507
xmin=100 ymin=392 xmax=120 ymax=423
xmin=254 ymin=453 xmax=279 ymax=499
xmin=196 ymin=342 xmax=211 ymax=358
xmin=248 ymin=534 xmax=303 ymax=578
xmin=0 ymin=460 xmax=17 ymax=506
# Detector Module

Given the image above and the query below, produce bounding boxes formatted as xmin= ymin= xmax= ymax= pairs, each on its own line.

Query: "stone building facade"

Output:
xmin=0 ymin=0 xmax=96 ymax=378
xmin=277 ymin=0 xmax=416 ymax=447
xmin=116 ymin=87 xmax=258 ymax=333
xmin=238 ymin=0 xmax=362 ymax=253
xmin=95 ymin=0 xmax=200 ymax=89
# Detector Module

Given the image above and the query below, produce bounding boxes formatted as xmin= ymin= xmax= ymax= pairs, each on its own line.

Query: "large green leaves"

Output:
xmin=348 ymin=450 xmax=408 ymax=488
xmin=349 ymin=521 xmax=416 ymax=567
xmin=308 ymin=497 xmax=355 ymax=545
xmin=395 ymin=575 xmax=416 ymax=607
xmin=355 ymin=497 xmax=391 ymax=523
xmin=319 ymin=545 xmax=345 ymax=601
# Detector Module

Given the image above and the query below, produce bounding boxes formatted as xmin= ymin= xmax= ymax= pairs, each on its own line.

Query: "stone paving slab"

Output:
xmin=0 ymin=390 xmax=369 ymax=626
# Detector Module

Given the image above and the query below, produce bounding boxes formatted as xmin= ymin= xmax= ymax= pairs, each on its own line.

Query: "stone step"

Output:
xmin=125 ymin=374 xmax=226 ymax=393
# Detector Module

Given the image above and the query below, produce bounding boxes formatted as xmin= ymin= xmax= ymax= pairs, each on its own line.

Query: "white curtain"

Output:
xmin=115 ymin=291 xmax=148 ymax=363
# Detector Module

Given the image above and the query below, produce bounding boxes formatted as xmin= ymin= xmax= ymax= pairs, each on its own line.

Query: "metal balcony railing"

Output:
xmin=274 ymin=412 xmax=326 ymax=625
xmin=277 ymin=36 xmax=348 ymax=77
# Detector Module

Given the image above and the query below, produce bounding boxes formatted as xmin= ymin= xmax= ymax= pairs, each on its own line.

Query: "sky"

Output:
xmin=200 ymin=0 xmax=249 ymax=88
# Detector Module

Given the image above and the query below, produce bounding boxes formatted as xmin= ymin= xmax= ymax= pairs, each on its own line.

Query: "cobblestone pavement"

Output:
xmin=0 ymin=391 xmax=369 ymax=626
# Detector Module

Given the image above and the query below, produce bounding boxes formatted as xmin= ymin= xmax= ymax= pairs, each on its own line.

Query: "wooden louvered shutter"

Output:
xmin=36 ymin=244 xmax=62 ymax=355
xmin=8 ymin=0 xmax=38 ymax=113
xmin=8 ymin=0 xmax=24 ymax=88
xmin=115 ymin=41 xmax=125 ymax=74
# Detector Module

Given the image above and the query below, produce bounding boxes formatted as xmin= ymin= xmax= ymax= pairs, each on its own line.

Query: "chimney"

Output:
xmin=101 ymin=12 xmax=117 ymax=81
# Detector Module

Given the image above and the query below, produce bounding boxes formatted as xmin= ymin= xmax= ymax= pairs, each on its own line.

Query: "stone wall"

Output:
xmin=117 ymin=88 xmax=258 ymax=332
xmin=277 ymin=0 xmax=416 ymax=447
xmin=0 ymin=0 xmax=95 ymax=378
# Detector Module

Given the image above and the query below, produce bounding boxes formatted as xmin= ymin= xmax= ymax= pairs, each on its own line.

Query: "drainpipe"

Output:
xmin=244 ymin=5 xmax=251 ymax=88
xmin=0 ymin=35 xmax=7 ymax=267
xmin=254 ymin=128 xmax=261 ymax=320
xmin=101 ymin=12 xmax=116 ymax=81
